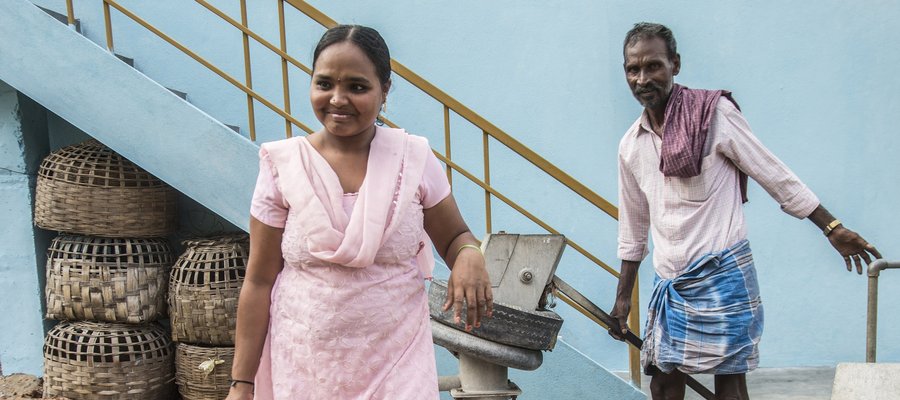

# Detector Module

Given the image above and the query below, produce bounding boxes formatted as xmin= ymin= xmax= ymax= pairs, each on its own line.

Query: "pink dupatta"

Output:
xmin=260 ymin=126 xmax=436 ymax=278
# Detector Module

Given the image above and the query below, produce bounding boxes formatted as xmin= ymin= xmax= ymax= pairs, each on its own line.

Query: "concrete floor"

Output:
xmin=615 ymin=367 xmax=836 ymax=400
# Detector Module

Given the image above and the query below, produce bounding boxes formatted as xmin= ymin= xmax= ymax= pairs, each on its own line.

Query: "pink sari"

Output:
xmin=251 ymin=127 xmax=441 ymax=399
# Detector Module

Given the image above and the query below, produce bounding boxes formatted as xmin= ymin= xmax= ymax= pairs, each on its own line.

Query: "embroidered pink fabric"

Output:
xmin=248 ymin=127 xmax=450 ymax=399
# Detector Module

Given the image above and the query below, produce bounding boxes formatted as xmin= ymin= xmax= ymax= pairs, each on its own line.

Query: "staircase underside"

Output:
xmin=0 ymin=0 xmax=257 ymax=231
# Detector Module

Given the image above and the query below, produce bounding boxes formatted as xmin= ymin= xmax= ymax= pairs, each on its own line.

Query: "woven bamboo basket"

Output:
xmin=34 ymin=139 xmax=177 ymax=237
xmin=169 ymin=234 xmax=248 ymax=345
xmin=45 ymin=235 xmax=174 ymax=324
xmin=175 ymin=343 xmax=235 ymax=400
xmin=43 ymin=321 xmax=175 ymax=400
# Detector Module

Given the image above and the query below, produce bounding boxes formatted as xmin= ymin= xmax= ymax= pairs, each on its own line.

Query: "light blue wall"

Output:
xmin=24 ymin=0 xmax=900 ymax=374
xmin=0 ymin=81 xmax=49 ymax=376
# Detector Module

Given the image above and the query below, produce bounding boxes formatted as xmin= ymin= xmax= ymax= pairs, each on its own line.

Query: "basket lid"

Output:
xmin=48 ymin=234 xmax=174 ymax=267
xmin=38 ymin=139 xmax=167 ymax=188
xmin=172 ymin=234 xmax=249 ymax=284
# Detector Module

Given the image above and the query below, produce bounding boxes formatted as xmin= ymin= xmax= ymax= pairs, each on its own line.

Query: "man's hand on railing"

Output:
xmin=608 ymin=294 xmax=631 ymax=342
xmin=828 ymin=226 xmax=882 ymax=274
xmin=807 ymin=205 xmax=882 ymax=274
xmin=609 ymin=259 xmax=641 ymax=341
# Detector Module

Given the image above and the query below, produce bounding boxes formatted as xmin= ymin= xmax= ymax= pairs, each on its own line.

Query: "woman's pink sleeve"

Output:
xmin=250 ymin=149 xmax=289 ymax=228
xmin=419 ymin=150 xmax=452 ymax=209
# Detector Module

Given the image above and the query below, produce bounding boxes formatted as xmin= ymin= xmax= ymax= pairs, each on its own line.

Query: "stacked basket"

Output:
xmin=36 ymin=140 xmax=177 ymax=400
xmin=34 ymin=139 xmax=177 ymax=237
xmin=169 ymin=234 xmax=249 ymax=400
xmin=44 ymin=235 xmax=172 ymax=324
xmin=43 ymin=322 xmax=174 ymax=399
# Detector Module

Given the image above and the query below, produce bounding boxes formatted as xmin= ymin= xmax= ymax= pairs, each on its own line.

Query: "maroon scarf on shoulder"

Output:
xmin=660 ymin=84 xmax=748 ymax=202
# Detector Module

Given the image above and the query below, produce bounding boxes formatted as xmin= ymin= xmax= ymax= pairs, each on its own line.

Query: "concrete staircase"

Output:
xmin=0 ymin=0 xmax=257 ymax=231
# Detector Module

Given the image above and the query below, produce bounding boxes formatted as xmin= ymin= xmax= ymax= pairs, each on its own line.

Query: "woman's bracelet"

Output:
xmin=455 ymin=244 xmax=482 ymax=258
xmin=229 ymin=379 xmax=254 ymax=388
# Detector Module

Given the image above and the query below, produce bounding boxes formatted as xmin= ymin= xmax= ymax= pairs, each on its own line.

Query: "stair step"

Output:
xmin=115 ymin=54 xmax=135 ymax=67
xmin=36 ymin=5 xmax=81 ymax=33
xmin=832 ymin=363 xmax=900 ymax=400
xmin=167 ymin=88 xmax=187 ymax=100
xmin=110 ymin=54 xmax=185 ymax=101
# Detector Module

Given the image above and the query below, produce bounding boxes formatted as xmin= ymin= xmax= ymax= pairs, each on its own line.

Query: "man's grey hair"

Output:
xmin=623 ymin=22 xmax=678 ymax=61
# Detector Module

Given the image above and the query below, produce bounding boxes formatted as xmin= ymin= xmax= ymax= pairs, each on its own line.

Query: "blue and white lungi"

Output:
xmin=642 ymin=239 xmax=763 ymax=375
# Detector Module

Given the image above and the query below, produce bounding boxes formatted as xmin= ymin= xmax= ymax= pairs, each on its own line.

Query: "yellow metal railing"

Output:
xmin=65 ymin=0 xmax=75 ymax=27
xmin=67 ymin=0 xmax=642 ymax=387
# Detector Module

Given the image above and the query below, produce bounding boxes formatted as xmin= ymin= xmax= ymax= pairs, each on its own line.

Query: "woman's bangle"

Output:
xmin=455 ymin=244 xmax=482 ymax=258
xmin=230 ymin=379 xmax=254 ymax=388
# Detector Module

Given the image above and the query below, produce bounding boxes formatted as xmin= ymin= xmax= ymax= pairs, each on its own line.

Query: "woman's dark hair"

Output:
xmin=623 ymin=22 xmax=678 ymax=61
xmin=312 ymin=25 xmax=392 ymax=87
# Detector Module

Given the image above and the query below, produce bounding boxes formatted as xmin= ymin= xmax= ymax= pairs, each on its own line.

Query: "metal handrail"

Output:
xmin=195 ymin=0 xmax=312 ymax=74
xmin=64 ymin=0 xmax=641 ymax=385
xmin=276 ymin=0 xmax=292 ymax=138
xmin=283 ymin=0 xmax=618 ymax=221
xmin=434 ymin=153 xmax=619 ymax=277
xmin=101 ymin=0 xmax=315 ymax=138
xmin=866 ymin=259 xmax=900 ymax=362
xmin=238 ymin=0 xmax=256 ymax=141
xmin=65 ymin=0 xmax=75 ymax=28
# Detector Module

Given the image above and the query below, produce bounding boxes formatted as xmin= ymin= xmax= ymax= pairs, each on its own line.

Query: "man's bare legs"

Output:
xmin=715 ymin=373 xmax=749 ymax=400
xmin=650 ymin=370 xmax=687 ymax=400
xmin=649 ymin=371 xmax=749 ymax=400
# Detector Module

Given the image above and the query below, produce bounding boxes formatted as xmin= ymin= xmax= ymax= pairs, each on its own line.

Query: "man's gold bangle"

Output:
xmin=823 ymin=219 xmax=842 ymax=236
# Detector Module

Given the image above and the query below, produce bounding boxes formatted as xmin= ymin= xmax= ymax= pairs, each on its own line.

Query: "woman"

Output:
xmin=226 ymin=25 xmax=493 ymax=400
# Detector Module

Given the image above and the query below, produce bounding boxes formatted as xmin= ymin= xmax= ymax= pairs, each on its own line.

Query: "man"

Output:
xmin=609 ymin=22 xmax=881 ymax=400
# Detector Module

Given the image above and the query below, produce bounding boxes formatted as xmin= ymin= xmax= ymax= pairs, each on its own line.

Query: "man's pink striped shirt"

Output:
xmin=617 ymin=100 xmax=819 ymax=279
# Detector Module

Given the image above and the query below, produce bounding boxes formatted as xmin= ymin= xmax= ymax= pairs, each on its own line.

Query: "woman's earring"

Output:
xmin=375 ymin=101 xmax=386 ymax=126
